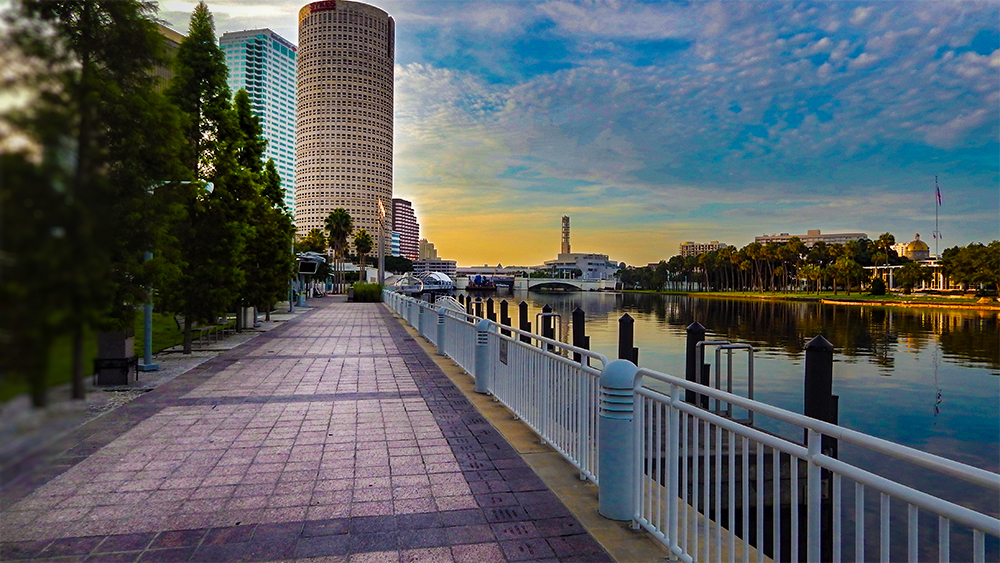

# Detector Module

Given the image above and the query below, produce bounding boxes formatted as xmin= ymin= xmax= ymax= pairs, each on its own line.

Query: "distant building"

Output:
xmin=392 ymin=198 xmax=419 ymax=261
xmin=413 ymin=258 xmax=456 ymax=278
xmin=561 ymin=216 xmax=571 ymax=254
xmin=901 ymin=234 xmax=931 ymax=261
xmin=755 ymin=229 xmax=867 ymax=247
xmin=679 ymin=241 xmax=729 ymax=257
xmin=418 ymin=238 xmax=438 ymax=260
xmin=390 ymin=231 xmax=400 ymax=257
xmin=154 ymin=24 xmax=185 ymax=88
xmin=220 ymin=28 xmax=298 ymax=214
xmin=543 ymin=253 xmax=620 ymax=280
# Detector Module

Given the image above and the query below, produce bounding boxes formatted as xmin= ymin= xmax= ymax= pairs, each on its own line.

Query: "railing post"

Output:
xmin=807 ymin=429 xmax=822 ymax=563
xmin=474 ymin=299 xmax=483 ymax=319
xmin=685 ymin=322 xmax=706 ymax=404
xmin=406 ymin=298 xmax=413 ymax=326
xmin=474 ymin=319 xmax=492 ymax=394
xmin=519 ymin=301 xmax=531 ymax=344
xmin=465 ymin=297 xmax=473 ymax=316
xmin=618 ymin=313 xmax=639 ymax=364
xmin=436 ymin=307 xmax=447 ymax=356
xmin=599 ymin=359 xmax=638 ymax=521
xmin=458 ymin=294 xmax=464 ymax=306
xmin=572 ymin=307 xmax=589 ymax=364
xmin=486 ymin=298 xmax=496 ymax=322
xmin=499 ymin=300 xmax=511 ymax=337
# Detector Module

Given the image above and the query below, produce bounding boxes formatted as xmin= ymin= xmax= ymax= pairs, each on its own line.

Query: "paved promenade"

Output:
xmin=1 ymin=299 xmax=613 ymax=562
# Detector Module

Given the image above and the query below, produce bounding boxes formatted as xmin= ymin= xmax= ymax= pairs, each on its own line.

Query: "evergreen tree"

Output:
xmin=161 ymin=2 xmax=245 ymax=353
xmin=1 ymin=0 xmax=187 ymax=405
xmin=244 ymin=159 xmax=296 ymax=319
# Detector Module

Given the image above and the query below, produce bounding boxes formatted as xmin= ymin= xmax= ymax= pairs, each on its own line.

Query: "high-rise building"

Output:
xmin=390 ymin=231 xmax=401 ymax=257
xmin=220 ymin=29 xmax=298 ymax=214
xmin=297 ymin=1 xmax=395 ymax=245
xmin=419 ymin=238 xmax=437 ymax=260
xmin=392 ymin=198 xmax=419 ymax=260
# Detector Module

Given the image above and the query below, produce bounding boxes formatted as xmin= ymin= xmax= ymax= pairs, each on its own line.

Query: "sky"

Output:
xmin=158 ymin=0 xmax=999 ymax=267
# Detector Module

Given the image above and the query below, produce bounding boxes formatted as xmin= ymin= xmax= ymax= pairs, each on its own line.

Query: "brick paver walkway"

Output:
xmin=1 ymin=299 xmax=612 ymax=562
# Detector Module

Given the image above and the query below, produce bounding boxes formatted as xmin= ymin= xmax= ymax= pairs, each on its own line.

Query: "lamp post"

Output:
xmin=138 ymin=250 xmax=159 ymax=372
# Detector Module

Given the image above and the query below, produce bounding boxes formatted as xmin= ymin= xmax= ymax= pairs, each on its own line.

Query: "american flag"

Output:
xmin=936 ymin=185 xmax=942 ymax=206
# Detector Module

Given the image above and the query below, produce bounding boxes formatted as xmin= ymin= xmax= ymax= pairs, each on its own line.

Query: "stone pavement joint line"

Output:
xmin=0 ymin=299 xmax=613 ymax=562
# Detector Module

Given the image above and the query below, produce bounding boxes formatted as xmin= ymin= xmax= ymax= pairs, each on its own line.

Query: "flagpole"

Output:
xmin=933 ymin=176 xmax=941 ymax=257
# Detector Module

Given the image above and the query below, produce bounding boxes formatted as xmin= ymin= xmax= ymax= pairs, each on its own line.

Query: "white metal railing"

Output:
xmin=383 ymin=290 xmax=1000 ymax=563
xmin=487 ymin=329 xmax=604 ymax=482
xmin=632 ymin=368 xmax=1000 ymax=563
xmin=384 ymin=290 xmax=608 ymax=482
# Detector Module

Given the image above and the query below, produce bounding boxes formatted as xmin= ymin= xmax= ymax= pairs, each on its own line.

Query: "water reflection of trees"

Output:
xmin=616 ymin=295 xmax=999 ymax=370
xmin=498 ymin=292 xmax=999 ymax=371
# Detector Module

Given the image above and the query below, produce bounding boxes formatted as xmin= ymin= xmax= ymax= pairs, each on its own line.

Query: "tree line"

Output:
xmin=619 ymin=235 xmax=999 ymax=295
xmin=1 ymin=1 xmax=296 ymax=406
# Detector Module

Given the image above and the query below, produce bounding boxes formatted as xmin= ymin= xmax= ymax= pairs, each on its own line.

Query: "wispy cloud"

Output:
xmin=165 ymin=0 xmax=998 ymax=265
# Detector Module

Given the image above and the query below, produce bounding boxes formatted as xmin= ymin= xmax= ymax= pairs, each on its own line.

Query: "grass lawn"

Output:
xmin=0 ymin=313 xmax=193 ymax=404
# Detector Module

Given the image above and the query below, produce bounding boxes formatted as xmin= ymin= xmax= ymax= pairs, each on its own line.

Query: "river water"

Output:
xmin=459 ymin=289 xmax=999 ymax=557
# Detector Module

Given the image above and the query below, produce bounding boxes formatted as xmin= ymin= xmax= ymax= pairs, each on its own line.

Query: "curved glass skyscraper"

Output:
xmin=296 ymin=0 xmax=395 ymax=241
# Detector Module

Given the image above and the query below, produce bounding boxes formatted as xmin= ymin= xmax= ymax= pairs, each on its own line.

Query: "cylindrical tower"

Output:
xmin=297 ymin=0 xmax=394 ymax=241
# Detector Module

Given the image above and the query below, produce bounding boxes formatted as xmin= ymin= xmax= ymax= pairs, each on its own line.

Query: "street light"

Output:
xmin=139 ymin=181 xmax=213 ymax=372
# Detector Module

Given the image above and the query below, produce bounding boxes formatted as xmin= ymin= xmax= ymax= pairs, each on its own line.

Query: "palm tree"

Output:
xmin=353 ymin=229 xmax=374 ymax=282
xmin=324 ymin=208 xmax=353 ymax=293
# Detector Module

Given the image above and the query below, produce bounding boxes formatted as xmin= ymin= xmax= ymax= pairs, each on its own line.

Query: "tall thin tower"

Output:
xmin=296 ymin=1 xmax=394 ymax=239
xmin=561 ymin=216 xmax=571 ymax=255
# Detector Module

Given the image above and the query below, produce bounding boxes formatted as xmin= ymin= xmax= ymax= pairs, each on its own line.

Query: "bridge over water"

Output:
xmin=456 ymin=276 xmax=619 ymax=292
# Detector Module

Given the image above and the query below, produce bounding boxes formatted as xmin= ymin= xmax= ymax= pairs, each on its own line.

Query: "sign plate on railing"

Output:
xmin=499 ymin=339 xmax=508 ymax=365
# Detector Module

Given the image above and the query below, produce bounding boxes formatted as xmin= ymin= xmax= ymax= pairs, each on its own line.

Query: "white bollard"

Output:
xmin=437 ymin=308 xmax=447 ymax=356
xmin=474 ymin=319 xmax=492 ymax=394
xmin=598 ymin=359 xmax=638 ymax=521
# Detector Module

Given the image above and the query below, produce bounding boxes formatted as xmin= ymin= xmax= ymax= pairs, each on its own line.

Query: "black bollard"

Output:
xmin=804 ymin=335 xmax=838 ymax=453
xmin=618 ymin=314 xmax=638 ymax=363
xmin=519 ymin=301 xmax=531 ymax=344
xmin=499 ymin=300 xmax=511 ymax=337
xmin=486 ymin=298 xmax=496 ymax=322
xmin=458 ymin=294 xmax=465 ymax=305
xmin=474 ymin=299 xmax=483 ymax=318
xmin=572 ymin=307 xmax=590 ymax=363
xmin=465 ymin=297 xmax=473 ymax=316
xmin=685 ymin=322 xmax=706 ymax=405
xmin=541 ymin=304 xmax=554 ymax=351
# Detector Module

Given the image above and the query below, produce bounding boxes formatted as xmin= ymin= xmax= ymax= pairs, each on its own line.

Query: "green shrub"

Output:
xmin=869 ymin=277 xmax=887 ymax=296
xmin=352 ymin=282 xmax=383 ymax=302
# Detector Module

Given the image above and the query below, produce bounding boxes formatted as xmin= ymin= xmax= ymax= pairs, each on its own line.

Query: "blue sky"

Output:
xmin=161 ymin=0 xmax=1000 ymax=266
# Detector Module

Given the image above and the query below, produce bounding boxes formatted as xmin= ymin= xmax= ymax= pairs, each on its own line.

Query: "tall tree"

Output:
xmin=244 ymin=160 xmax=295 ymax=319
xmin=325 ymin=208 xmax=353 ymax=293
xmin=161 ymin=2 xmax=245 ymax=353
xmin=354 ymin=229 xmax=374 ymax=282
xmin=1 ymin=0 xmax=187 ymax=405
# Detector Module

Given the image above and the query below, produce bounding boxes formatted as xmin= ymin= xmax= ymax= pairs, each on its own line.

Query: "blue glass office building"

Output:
xmin=220 ymin=29 xmax=298 ymax=216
